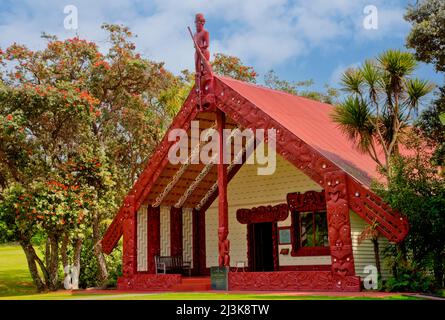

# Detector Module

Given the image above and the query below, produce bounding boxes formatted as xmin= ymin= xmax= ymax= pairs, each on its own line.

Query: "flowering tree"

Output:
xmin=0 ymin=24 xmax=178 ymax=291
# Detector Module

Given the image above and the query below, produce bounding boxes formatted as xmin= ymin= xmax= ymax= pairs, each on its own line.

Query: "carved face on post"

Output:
xmin=218 ymin=227 xmax=227 ymax=241
xmin=195 ymin=13 xmax=205 ymax=32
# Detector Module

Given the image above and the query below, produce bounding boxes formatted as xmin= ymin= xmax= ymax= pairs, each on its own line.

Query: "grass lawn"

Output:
xmin=2 ymin=292 xmax=419 ymax=300
xmin=0 ymin=244 xmax=37 ymax=297
xmin=0 ymin=244 xmax=421 ymax=300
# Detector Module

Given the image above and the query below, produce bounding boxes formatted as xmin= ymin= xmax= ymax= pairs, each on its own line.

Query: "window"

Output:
xmin=291 ymin=210 xmax=330 ymax=256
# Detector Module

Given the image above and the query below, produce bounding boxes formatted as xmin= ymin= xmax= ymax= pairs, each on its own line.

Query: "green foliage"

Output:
xmin=384 ymin=264 xmax=434 ymax=292
xmin=212 ymin=53 xmax=257 ymax=83
xmin=332 ymin=50 xmax=434 ymax=175
xmin=79 ymin=237 xmax=122 ymax=289
xmin=264 ymin=70 xmax=339 ymax=104
xmin=374 ymin=131 xmax=445 ymax=289
xmin=406 ymin=0 xmax=445 ymax=166
xmin=405 ymin=0 xmax=445 ymax=73
xmin=331 ymin=97 xmax=374 ymax=153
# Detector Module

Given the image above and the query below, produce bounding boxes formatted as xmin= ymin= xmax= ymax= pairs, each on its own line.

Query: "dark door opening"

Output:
xmin=249 ymin=222 xmax=274 ymax=272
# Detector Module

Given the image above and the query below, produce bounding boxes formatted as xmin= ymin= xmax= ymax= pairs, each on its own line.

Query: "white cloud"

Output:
xmin=0 ymin=0 xmax=411 ymax=75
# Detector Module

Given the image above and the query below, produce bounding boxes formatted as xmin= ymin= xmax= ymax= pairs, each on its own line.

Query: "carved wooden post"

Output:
xmin=324 ymin=171 xmax=356 ymax=277
xmin=170 ymin=207 xmax=183 ymax=257
xmin=122 ymin=195 xmax=136 ymax=278
xmin=147 ymin=206 xmax=160 ymax=274
xmin=217 ymin=110 xmax=230 ymax=267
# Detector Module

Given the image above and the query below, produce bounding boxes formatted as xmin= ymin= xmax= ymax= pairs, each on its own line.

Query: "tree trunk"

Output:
xmin=48 ymin=235 xmax=60 ymax=291
xmin=61 ymin=233 xmax=69 ymax=268
xmin=71 ymin=238 xmax=83 ymax=290
xmin=433 ymin=254 xmax=444 ymax=289
xmin=19 ymin=239 xmax=46 ymax=292
xmin=372 ymin=238 xmax=382 ymax=280
xmin=92 ymin=213 xmax=108 ymax=287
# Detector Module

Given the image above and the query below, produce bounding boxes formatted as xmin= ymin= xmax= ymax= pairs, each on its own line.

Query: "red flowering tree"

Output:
xmin=212 ymin=53 xmax=257 ymax=83
xmin=0 ymin=25 xmax=178 ymax=291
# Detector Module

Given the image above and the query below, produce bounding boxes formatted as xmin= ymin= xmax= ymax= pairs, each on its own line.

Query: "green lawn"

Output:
xmin=0 ymin=244 xmax=37 ymax=297
xmin=0 ymin=244 xmax=420 ymax=300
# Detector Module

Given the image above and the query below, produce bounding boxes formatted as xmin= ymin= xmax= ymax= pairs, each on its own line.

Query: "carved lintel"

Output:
xmin=237 ymin=204 xmax=289 ymax=224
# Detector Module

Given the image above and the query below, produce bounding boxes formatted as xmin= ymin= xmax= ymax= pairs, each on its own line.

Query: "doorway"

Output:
xmin=249 ymin=222 xmax=275 ymax=272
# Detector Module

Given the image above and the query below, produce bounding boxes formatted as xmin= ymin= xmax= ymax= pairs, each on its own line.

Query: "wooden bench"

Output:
xmin=154 ymin=255 xmax=191 ymax=276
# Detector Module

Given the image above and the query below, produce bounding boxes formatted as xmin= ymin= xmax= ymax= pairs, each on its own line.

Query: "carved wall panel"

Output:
xmin=287 ymin=191 xmax=326 ymax=213
xmin=236 ymin=204 xmax=288 ymax=224
xmin=136 ymin=207 xmax=148 ymax=272
xmin=117 ymin=274 xmax=181 ymax=291
xmin=160 ymin=206 xmax=171 ymax=256
xmin=229 ymin=271 xmax=360 ymax=291
xmin=182 ymin=208 xmax=193 ymax=268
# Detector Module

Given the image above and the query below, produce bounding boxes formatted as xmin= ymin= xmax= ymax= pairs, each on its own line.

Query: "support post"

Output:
xmin=216 ymin=110 xmax=230 ymax=267
xmin=170 ymin=207 xmax=183 ymax=257
xmin=122 ymin=195 xmax=136 ymax=277
xmin=147 ymin=206 xmax=160 ymax=274
xmin=324 ymin=171 xmax=356 ymax=277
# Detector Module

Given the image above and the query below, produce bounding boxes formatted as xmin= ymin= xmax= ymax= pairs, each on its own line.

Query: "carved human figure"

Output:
xmin=193 ymin=13 xmax=215 ymax=110
xmin=218 ymin=227 xmax=230 ymax=266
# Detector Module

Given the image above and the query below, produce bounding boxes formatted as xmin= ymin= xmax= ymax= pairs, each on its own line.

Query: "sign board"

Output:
xmin=210 ymin=266 xmax=229 ymax=290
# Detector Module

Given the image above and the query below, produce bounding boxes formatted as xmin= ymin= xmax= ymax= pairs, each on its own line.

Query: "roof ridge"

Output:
xmin=214 ymin=75 xmax=335 ymax=108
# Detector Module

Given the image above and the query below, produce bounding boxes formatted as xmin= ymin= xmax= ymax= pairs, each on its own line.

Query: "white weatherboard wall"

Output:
xmin=182 ymin=208 xmax=194 ymax=267
xmin=137 ymin=205 xmax=148 ymax=272
xmin=350 ymin=211 xmax=391 ymax=280
xmin=160 ymin=206 xmax=170 ymax=256
xmin=205 ymin=150 xmax=329 ymax=267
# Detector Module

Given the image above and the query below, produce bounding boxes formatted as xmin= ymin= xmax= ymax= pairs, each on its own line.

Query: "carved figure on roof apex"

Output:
xmin=190 ymin=13 xmax=215 ymax=111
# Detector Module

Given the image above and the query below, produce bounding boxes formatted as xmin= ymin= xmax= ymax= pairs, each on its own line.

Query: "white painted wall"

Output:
xmin=350 ymin=210 xmax=392 ymax=280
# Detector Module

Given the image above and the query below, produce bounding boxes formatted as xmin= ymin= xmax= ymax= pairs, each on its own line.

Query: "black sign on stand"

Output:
xmin=210 ymin=266 xmax=229 ymax=290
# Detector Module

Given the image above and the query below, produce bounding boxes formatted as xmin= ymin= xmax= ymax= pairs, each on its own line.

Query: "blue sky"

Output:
xmin=0 ymin=0 xmax=443 ymax=93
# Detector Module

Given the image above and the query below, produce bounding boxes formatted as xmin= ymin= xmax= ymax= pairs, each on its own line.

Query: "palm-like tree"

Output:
xmin=332 ymin=49 xmax=434 ymax=177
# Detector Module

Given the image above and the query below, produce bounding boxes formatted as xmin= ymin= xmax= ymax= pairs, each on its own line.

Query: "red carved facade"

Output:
xmin=236 ymin=204 xmax=289 ymax=224
xmin=102 ymin=15 xmax=411 ymax=293
xmin=122 ymin=196 xmax=136 ymax=278
xmin=229 ymin=271 xmax=360 ymax=292
xmin=325 ymin=171 xmax=355 ymax=277
xmin=118 ymin=274 xmax=181 ymax=291
xmin=287 ymin=191 xmax=326 ymax=213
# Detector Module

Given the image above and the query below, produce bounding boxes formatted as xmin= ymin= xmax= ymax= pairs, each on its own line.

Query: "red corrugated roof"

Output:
xmin=217 ymin=76 xmax=385 ymax=187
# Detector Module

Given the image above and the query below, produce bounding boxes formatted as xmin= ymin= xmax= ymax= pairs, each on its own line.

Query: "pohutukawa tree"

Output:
xmin=331 ymin=49 xmax=435 ymax=178
xmin=0 ymin=24 xmax=179 ymax=291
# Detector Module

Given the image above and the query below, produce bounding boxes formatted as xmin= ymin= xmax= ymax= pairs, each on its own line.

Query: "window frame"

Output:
xmin=290 ymin=210 xmax=330 ymax=257
xmin=287 ymin=191 xmax=330 ymax=257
